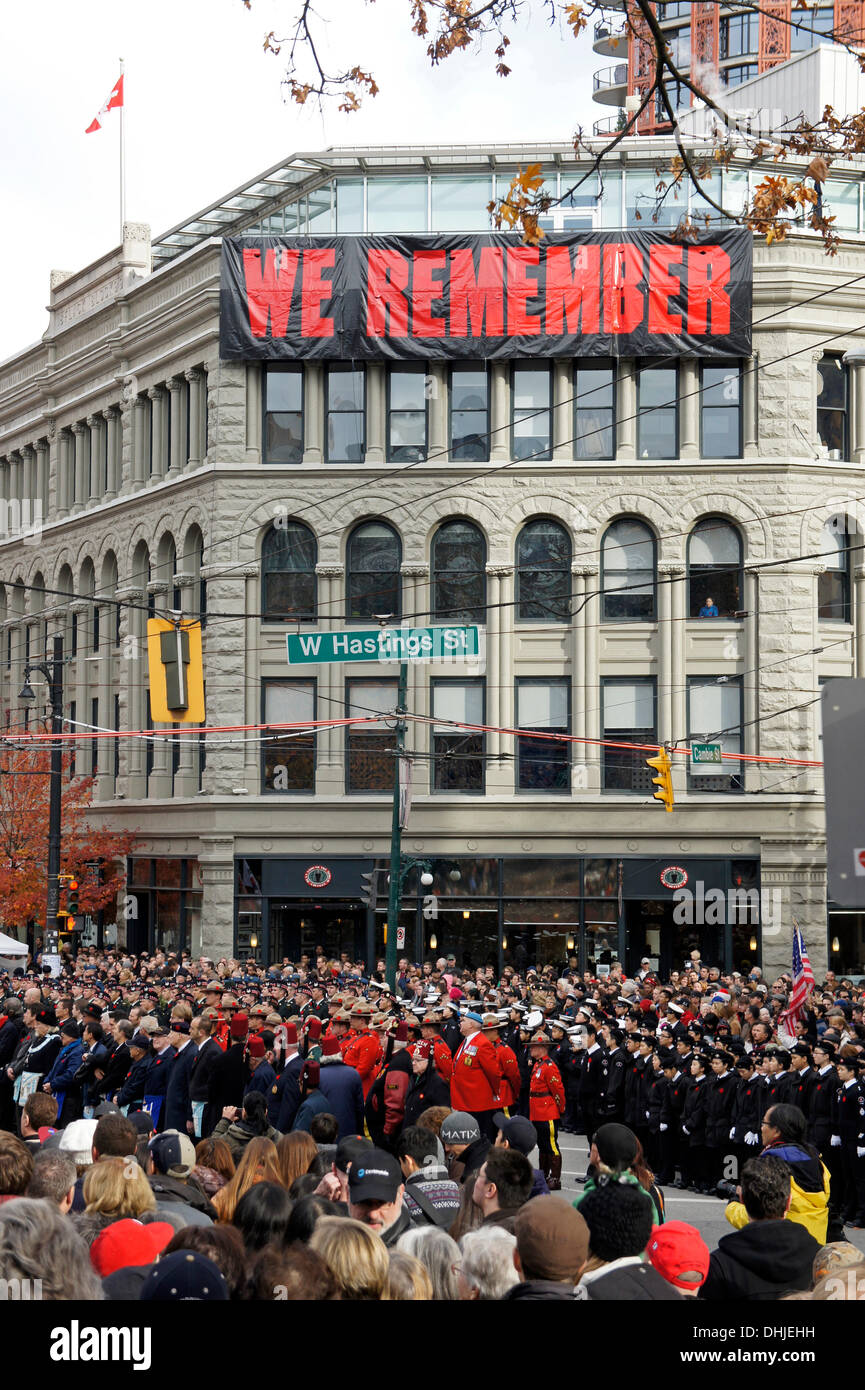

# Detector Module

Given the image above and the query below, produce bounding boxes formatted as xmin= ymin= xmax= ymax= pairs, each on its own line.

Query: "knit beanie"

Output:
xmin=578 ymin=1180 xmax=654 ymax=1262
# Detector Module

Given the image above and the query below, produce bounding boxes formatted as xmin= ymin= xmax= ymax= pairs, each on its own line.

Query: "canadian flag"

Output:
xmin=85 ymin=75 xmax=124 ymax=134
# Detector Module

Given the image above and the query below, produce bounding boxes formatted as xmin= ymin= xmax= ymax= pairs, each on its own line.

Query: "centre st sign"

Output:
xmin=286 ymin=624 xmax=483 ymax=666
xmin=220 ymin=230 xmax=752 ymax=362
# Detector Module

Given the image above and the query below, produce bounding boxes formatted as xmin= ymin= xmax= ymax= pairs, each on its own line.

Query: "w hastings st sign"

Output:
xmin=286 ymin=625 xmax=483 ymax=666
xmin=220 ymin=230 xmax=752 ymax=362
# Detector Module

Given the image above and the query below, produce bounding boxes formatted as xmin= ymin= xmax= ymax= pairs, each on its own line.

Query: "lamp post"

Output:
xmin=19 ymin=632 xmax=64 ymax=949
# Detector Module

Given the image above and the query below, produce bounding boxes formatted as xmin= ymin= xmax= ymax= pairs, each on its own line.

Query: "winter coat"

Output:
xmin=21 ymin=1030 xmax=62 ymax=1080
xmin=43 ymin=1038 xmax=85 ymax=1124
xmin=210 ymin=1115 xmax=281 ymax=1160
xmin=403 ymin=1165 xmax=462 ymax=1229
xmin=0 ymin=1017 xmax=24 ymax=1067
xmin=502 ymin=1281 xmax=583 ymax=1300
xmin=292 ymin=1089 xmax=331 ymax=1133
xmin=704 ymin=1072 xmax=739 ymax=1148
xmin=724 ymin=1141 xmax=830 ymax=1245
xmin=189 ymin=1165 xmax=229 ymax=1200
xmin=365 ymin=1049 xmax=413 ymax=1148
xmin=403 ymin=1066 xmax=450 ymax=1131
xmin=584 ymin=1261 xmax=683 ymax=1301
xmin=317 ymin=1056 xmax=365 ymax=1138
xmin=700 ymin=1219 xmax=820 ymax=1301
xmin=210 ymin=1041 xmax=250 ymax=1112
xmin=162 ymin=1039 xmax=196 ymax=1133
xmin=147 ymin=1172 xmax=217 ymax=1221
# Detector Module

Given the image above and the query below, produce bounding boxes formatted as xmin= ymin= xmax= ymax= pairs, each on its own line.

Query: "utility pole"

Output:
xmin=384 ymin=658 xmax=408 ymax=992
xmin=20 ymin=632 xmax=64 ymax=950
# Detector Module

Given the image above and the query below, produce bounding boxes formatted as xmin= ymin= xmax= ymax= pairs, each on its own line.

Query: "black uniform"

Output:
xmin=729 ymin=1071 xmax=764 ymax=1176
xmin=645 ymin=1067 xmax=667 ymax=1172
xmin=658 ymin=1069 xmax=687 ymax=1184
xmin=704 ymin=1071 xmax=739 ymax=1188
xmin=764 ymin=1070 xmax=796 ymax=1110
xmin=790 ymin=1066 xmax=817 ymax=1128
xmin=680 ymin=1073 xmax=709 ymax=1190
xmin=578 ymin=1043 xmax=606 ymax=1139
xmin=599 ymin=1045 xmax=626 ymax=1125
xmin=833 ymin=1077 xmax=865 ymax=1225
xmin=623 ymin=1052 xmax=645 ymax=1132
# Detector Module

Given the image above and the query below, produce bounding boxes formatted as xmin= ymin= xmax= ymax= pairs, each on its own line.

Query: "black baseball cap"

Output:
xmin=335 ymin=1135 xmax=374 ymax=1174
xmin=347 ymin=1148 xmax=402 ymax=1203
xmin=492 ymin=1112 xmax=537 ymax=1155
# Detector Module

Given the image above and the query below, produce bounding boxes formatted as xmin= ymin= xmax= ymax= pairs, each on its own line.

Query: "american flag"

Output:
xmin=779 ymin=925 xmax=815 ymax=1037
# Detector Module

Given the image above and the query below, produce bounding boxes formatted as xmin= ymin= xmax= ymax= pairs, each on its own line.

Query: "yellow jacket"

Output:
xmin=725 ymin=1159 xmax=830 ymax=1245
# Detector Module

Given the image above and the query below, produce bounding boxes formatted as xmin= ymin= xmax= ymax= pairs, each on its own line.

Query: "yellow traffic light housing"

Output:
xmin=646 ymin=746 xmax=674 ymax=812
xmin=147 ymin=618 xmax=205 ymax=723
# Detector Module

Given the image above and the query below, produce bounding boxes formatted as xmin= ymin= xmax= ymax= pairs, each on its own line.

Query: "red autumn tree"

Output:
xmin=0 ymin=738 xmax=138 ymax=935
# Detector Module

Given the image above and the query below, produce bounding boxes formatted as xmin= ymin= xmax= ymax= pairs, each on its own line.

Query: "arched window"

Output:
xmin=262 ymin=522 xmax=317 ymax=621
xmin=688 ymin=518 xmax=743 ymax=618
xmin=601 ymin=518 xmax=655 ymax=621
xmin=347 ymin=521 xmax=401 ymax=621
xmin=818 ymin=517 xmax=852 ymax=622
xmin=432 ymin=520 xmax=486 ymax=625
xmin=817 ymin=354 xmax=848 ymax=459
xmin=516 ymin=519 xmax=572 ymax=623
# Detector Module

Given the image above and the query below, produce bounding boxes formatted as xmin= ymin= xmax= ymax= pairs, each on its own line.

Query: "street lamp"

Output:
xmin=19 ymin=632 xmax=65 ymax=953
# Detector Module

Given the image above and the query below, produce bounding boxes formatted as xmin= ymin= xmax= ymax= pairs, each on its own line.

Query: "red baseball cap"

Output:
xmin=646 ymin=1222 xmax=710 ymax=1292
xmin=90 ymin=1219 xmax=175 ymax=1277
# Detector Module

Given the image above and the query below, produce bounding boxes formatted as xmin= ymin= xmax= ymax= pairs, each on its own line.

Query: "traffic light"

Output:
xmin=66 ymin=878 xmax=80 ymax=915
xmin=360 ymin=869 xmax=380 ymax=909
xmin=646 ymin=747 xmax=674 ymax=812
xmin=147 ymin=618 xmax=205 ymax=723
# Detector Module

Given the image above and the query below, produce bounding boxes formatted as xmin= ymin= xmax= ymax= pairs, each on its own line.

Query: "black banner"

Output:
xmin=219 ymin=230 xmax=752 ymax=362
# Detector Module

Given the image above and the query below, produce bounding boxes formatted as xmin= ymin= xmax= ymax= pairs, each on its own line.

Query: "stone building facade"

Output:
xmin=0 ymin=141 xmax=863 ymax=980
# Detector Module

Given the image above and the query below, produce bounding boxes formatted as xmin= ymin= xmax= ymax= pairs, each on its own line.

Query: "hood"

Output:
xmin=764 ymin=1142 xmax=825 ymax=1195
xmin=717 ymin=1221 xmax=817 ymax=1281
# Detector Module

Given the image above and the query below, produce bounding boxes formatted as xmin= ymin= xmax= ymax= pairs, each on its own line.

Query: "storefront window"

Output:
xmin=828 ymin=911 xmax=865 ymax=975
xmin=585 ymin=900 xmax=618 ymax=971
xmin=429 ymin=858 xmax=498 ymax=896
xmin=583 ymin=859 xmax=619 ymax=896
xmin=502 ymin=859 xmax=580 ymax=896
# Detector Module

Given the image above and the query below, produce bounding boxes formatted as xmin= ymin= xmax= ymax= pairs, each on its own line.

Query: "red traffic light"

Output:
xmin=68 ymin=878 xmax=78 ymax=891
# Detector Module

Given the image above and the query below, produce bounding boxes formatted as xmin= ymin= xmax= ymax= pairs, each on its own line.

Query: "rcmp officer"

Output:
xmin=481 ymin=1014 xmax=521 ymax=1115
xmin=527 ymin=1031 xmax=566 ymax=1190
xmin=420 ymin=1013 xmax=454 ymax=1083
xmin=449 ymin=1010 xmax=502 ymax=1141
xmin=343 ymin=1001 xmax=382 ymax=1099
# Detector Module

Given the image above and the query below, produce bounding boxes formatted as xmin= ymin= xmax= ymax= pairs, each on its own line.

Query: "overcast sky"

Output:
xmin=0 ymin=0 xmax=600 ymax=361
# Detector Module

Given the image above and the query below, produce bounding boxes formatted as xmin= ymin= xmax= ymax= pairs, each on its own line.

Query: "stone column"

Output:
xmin=166 ymin=378 xmax=185 ymax=478
xmin=679 ymin=361 xmax=699 ymax=459
xmin=72 ymin=423 xmax=88 ymax=509
xmin=95 ymin=629 xmax=113 ymax=799
xmin=553 ymin=359 xmax=572 ymax=460
xmin=617 ymin=363 xmax=636 ymax=459
xmin=185 ymin=368 xmax=205 ymax=469
xmin=583 ymin=565 xmax=601 ymax=791
xmin=116 ymin=585 xmax=145 ymax=795
xmin=199 ymin=566 xmax=247 ymax=792
xmin=428 ymin=365 xmax=447 ymax=461
xmin=245 ymin=365 xmax=261 ymax=465
xmin=87 ymin=414 xmax=105 ymax=503
xmin=105 ymin=407 xmax=121 ymax=499
xmin=57 ymin=429 xmax=72 ymax=517
xmin=21 ymin=446 xmax=35 ymax=508
xmin=35 ymin=441 xmax=49 ymax=523
xmin=657 ymin=563 xmax=675 ymax=748
xmin=484 ymin=567 xmax=501 ymax=767
xmin=490 ymin=364 xmax=509 ymax=462
xmin=743 ymin=568 xmax=760 ymax=790
xmin=148 ymin=387 xmax=167 ymax=484
xmin=743 ymin=354 xmax=759 ymax=456
xmin=8 ymin=451 xmax=20 ymax=513
xmin=314 ymin=564 xmax=344 ymax=795
xmin=497 ymin=565 xmax=516 ymax=758
xmin=303 ymin=365 xmax=324 ymax=464
xmin=242 ymin=564 xmax=260 ymax=787
xmin=401 ymin=565 xmax=430 ymax=782
xmin=145 ymin=581 xmax=171 ymax=797
xmin=571 ymin=567 xmax=588 ymax=791
xmin=198 ymin=835 xmax=237 ymax=959
xmin=366 ymin=364 xmax=385 ymax=464
xmin=68 ymin=599 xmax=90 ymax=777
xmin=132 ymin=396 xmax=148 ymax=489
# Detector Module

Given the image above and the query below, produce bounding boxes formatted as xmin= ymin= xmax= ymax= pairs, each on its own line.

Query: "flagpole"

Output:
xmin=119 ymin=58 xmax=125 ymax=243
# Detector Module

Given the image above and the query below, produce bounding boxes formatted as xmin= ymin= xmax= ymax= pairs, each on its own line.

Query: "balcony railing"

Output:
xmin=593 ymin=63 xmax=628 ymax=92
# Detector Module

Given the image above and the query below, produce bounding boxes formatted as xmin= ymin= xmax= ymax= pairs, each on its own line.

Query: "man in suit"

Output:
xmin=187 ymin=1013 xmax=222 ymax=1139
xmin=162 ymin=1018 xmax=196 ymax=1134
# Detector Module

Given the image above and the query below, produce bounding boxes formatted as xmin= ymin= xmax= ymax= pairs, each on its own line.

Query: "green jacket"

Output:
xmin=573 ymin=1171 xmax=665 ymax=1225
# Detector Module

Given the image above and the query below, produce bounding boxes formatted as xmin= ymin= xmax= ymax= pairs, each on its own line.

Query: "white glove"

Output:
xmin=660 ymin=1123 xmax=668 ymax=1132
xmin=745 ymin=1132 xmax=759 ymax=1145
xmin=682 ymin=1126 xmax=690 ymax=1136
xmin=831 ymin=1134 xmax=841 ymax=1147
xmin=857 ymin=1147 xmax=865 ymax=1159
xmin=645 ymin=1110 xmax=650 ymax=1120
xmin=729 ymin=1127 xmax=736 ymax=1140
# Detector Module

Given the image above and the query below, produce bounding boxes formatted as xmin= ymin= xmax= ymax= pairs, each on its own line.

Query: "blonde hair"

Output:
xmin=276 ymin=1132 xmax=318 ymax=1190
xmin=212 ymin=1137 xmax=282 ymax=1224
xmin=386 ymin=1250 xmax=433 ymax=1300
xmin=83 ymin=1156 xmax=156 ymax=1218
xmin=309 ymin=1217 xmax=390 ymax=1300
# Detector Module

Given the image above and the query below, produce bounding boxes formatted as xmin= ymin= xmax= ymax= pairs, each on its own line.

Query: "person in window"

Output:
xmin=698 ymin=596 xmax=719 ymax=618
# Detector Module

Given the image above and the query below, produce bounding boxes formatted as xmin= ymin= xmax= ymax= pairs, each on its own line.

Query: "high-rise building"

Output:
xmin=593 ymin=1 xmax=865 ymax=135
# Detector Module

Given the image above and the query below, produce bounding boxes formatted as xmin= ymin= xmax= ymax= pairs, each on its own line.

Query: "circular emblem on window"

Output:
xmin=304 ymin=864 xmax=332 ymax=889
xmin=659 ymin=865 xmax=688 ymax=890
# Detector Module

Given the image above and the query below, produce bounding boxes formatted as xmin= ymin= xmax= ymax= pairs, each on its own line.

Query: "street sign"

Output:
xmin=823 ymin=678 xmax=865 ymax=906
xmin=690 ymin=742 xmax=722 ymax=775
xmin=286 ymin=625 xmax=483 ymax=666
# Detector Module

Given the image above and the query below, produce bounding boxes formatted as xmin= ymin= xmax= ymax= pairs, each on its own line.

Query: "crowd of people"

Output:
xmin=0 ymin=941 xmax=863 ymax=1301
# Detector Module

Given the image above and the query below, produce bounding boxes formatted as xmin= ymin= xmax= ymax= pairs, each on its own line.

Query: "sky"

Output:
xmin=0 ymin=0 xmax=600 ymax=361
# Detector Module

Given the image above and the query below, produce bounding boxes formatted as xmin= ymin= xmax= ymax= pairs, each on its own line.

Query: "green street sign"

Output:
xmin=691 ymin=742 xmax=722 ymax=773
xmin=286 ymin=625 xmax=482 ymax=666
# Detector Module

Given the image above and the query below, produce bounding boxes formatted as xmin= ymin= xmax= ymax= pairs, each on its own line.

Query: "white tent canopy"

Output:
xmin=0 ymin=930 xmax=28 ymax=956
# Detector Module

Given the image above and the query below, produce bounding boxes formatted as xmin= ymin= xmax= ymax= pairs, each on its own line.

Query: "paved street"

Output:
xmin=557 ymin=1132 xmax=865 ymax=1256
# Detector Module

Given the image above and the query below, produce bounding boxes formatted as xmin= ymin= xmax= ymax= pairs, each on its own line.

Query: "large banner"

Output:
xmin=220 ymin=231 xmax=752 ymax=362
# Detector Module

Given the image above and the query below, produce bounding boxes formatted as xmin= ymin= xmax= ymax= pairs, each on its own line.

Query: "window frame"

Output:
xmin=601 ymin=517 xmax=657 ymax=623
xmin=431 ymin=677 xmax=486 ymax=794
xmin=817 ymin=353 xmax=849 ymax=461
xmin=345 ymin=676 xmax=399 ymax=794
xmin=431 ymin=518 xmax=487 ymax=627
xmin=346 ymin=520 xmax=402 ymax=623
xmin=818 ymin=518 xmax=853 ymax=623
xmin=262 ymin=365 xmax=305 ymax=465
xmin=686 ymin=676 xmax=744 ymax=793
xmin=510 ymin=362 xmax=553 ymax=463
xmin=601 ymin=676 xmax=657 ymax=793
xmin=574 ymin=359 xmax=617 ymax=461
xmin=325 ymin=364 xmax=367 ymax=465
xmin=687 ymin=516 xmax=744 ymax=619
xmin=261 ymin=520 xmax=318 ymax=624
xmin=448 ymin=362 xmax=490 ymax=462
xmin=637 ymin=362 xmax=679 ymax=459
xmin=261 ymin=677 xmax=317 ymax=795
xmin=515 ymin=518 xmax=572 ymax=624
xmin=700 ymin=360 xmax=743 ymax=459
xmin=386 ymin=364 xmax=429 ymax=463
xmin=515 ymin=677 xmax=571 ymax=794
